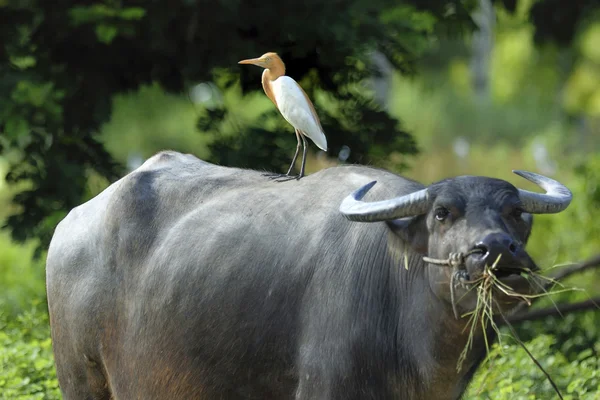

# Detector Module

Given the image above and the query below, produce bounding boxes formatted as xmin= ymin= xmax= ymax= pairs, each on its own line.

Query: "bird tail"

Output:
xmin=306 ymin=130 xmax=328 ymax=152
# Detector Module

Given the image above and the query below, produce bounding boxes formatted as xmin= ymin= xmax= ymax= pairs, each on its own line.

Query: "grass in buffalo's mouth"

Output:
xmin=454 ymin=256 xmax=589 ymax=400
xmin=456 ymin=255 xmax=503 ymax=374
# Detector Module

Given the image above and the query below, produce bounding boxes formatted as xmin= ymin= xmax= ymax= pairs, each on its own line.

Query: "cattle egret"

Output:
xmin=239 ymin=52 xmax=327 ymax=180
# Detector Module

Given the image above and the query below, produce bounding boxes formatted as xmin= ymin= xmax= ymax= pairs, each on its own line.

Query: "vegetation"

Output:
xmin=0 ymin=304 xmax=60 ymax=400
xmin=1 ymin=0 xmax=478 ymax=250
xmin=1 ymin=0 xmax=599 ymax=398
xmin=470 ymin=334 xmax=599 ymax=399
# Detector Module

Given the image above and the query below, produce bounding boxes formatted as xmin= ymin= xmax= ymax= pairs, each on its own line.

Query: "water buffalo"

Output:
xmin=46 ymin=151 xmax=571 ymax=399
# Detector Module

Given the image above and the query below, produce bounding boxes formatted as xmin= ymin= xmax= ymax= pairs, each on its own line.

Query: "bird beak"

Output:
xmin=238 ymin=57 xmax=265 ymax=67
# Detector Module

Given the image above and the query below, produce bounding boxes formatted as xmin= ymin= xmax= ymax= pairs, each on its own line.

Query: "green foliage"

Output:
xmin=528 ymin=0 xmax=600 ymax=47
xmin=389 ymin=72 xmax=558 ymax=149
xmin=0 ymin=0 xmax=484 ymax=251
xmin=527 ymin=156 xmax=600 ymax=267
xmin=0 ymin=1 xmax=599 ymax=397
xmin=0 ymin=304 xmax=60 ymax=400
xmin=0 ymin=230 xmax=45 ymax=316
xmin=69 ymin=4 xmax=147 ymax=44
xmin=468 ymin=333 xmax=599 ymax=399
xmin=101 ymin=83 xmax=210 ymax=163
xmin=1 ymin=0 xmax=599 ymax=254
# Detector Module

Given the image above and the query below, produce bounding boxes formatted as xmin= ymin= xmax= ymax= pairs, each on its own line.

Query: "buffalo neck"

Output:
xmin=382 ymin=239 xmax=493 ymax=399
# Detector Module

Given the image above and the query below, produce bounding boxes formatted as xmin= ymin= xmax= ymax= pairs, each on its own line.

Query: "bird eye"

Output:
xmin=435 ymin=207 xmax=450 ymax=221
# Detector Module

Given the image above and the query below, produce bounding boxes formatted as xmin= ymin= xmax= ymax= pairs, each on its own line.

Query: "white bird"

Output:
xmin=239 ymin=52 xmax=327 ymax=179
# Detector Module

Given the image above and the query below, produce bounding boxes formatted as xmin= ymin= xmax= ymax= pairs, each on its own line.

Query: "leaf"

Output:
xmin=95 ymin=24 xmax=119 ymax=44
xmin=69 ymin=4 xmax=117 ymax=26
xmin=4 ymin=117 xmax=29 ymax=142
xmin=9 ymin=56 xmax=36 ymax=69
xmin=118 ymin=7 xmax=146 ymax=20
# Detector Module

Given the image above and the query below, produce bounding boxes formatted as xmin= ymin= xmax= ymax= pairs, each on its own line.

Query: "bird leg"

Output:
xmin=297 ymin=133 xmax=308 ymax=179
xmin=271 ymin=132 xmax=308 ymax=182
xmin=265 ymin=129 xmax=303 ymax=182
xmin=286 ymin=129 xmax=302 ymax=175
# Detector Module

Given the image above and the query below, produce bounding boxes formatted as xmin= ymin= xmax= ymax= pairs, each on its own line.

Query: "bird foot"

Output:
xmin=262 ymin=172 xmax=303 ymax=182
xmin=262 ymin=172 xmax=287 ymax=179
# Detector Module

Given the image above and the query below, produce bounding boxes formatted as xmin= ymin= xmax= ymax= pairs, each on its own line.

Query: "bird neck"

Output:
xmin=262 ymin=64 xmax=285 ymax=82
xmin=261 ymin=70 xmax=278 ymax=106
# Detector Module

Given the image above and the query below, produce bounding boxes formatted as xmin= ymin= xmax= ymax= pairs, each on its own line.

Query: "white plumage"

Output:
xmin=238 ymin=52 xmax=328 ymax=179
xmin=270 ymin=76 xmax=328 ymax=151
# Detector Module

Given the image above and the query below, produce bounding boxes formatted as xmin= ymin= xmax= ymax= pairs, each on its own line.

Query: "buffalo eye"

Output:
xmin=511 ymin=207 xmax=524 ymax=219
xmin=434 ymin=207 xmax=450 ymax=221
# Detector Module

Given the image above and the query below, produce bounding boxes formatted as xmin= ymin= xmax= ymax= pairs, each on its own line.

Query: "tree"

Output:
xmin=0 ymin=0 xmax=478 ymax=253
xmin=499 ymin=0 xmax=600 ymax=46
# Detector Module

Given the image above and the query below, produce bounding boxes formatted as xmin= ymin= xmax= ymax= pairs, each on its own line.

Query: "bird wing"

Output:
xmin=298 ymin=85 xmax=324 ymax=133
xmin=271 ymin=76 xmax=328 ymax=151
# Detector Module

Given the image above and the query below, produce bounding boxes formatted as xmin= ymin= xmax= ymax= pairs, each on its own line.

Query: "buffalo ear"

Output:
xmin=522 ymin=213 xmax=533 ymax=243
xmin=386 ymin=216 xmax=428 ymax=255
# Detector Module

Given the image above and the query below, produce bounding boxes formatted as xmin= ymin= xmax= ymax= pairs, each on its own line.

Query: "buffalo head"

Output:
xmin=339 ymin=171 xmax=572 ymax=315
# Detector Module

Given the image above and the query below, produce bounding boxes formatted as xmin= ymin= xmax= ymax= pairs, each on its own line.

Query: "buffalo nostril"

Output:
xmin=508 ymin=242 xmax=517 ymax=254
xmin=474 ymin=244 xmax=488 ymax=257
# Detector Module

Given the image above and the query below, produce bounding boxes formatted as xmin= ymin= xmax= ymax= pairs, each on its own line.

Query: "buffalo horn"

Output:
xmin=339 ymin=181 xmax=429 ymax=222
xmin=514 ymin=170 xmax=572 ymax=214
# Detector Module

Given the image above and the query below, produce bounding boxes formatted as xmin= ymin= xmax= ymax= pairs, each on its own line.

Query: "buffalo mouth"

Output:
xmin=465 ymin=247 xmax=538 ymax=282
xmin=424 ymin=248 xmax=540 ymax=301
xmin=422 ymin=249 xmax=542 ymax=319
xmin=493 ymin=267 xmax=526 ymax=279
xmin=460 ymin=249 xmax=541 ymax=305
xmin=440 ymin=251 xmax=540 ymax=318
xmin=424 ymin=250 xmax=534 ymax=284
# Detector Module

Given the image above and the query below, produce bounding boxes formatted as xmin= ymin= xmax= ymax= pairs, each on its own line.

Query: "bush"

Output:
xmin=0 ymin=303 xmax=60 ymax=400
xmin=0 ymin=232 xmax=46 ymax=317
xmin=468 ymin=333 xmax=600 ymax=399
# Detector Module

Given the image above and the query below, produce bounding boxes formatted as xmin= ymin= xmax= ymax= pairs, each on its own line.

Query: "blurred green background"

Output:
xmin=1 ymin=0 xmax=599 ymax=398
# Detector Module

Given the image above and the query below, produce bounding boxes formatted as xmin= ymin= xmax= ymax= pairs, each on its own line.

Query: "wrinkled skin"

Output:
xmin=47 ymin=152 xmax=551 ymax=400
